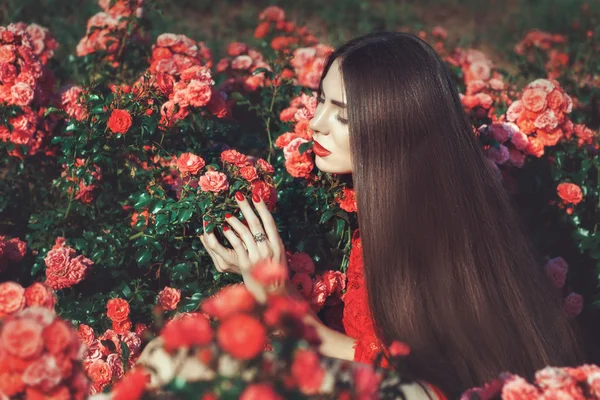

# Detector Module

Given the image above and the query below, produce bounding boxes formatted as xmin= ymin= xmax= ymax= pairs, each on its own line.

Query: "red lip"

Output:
xmin=313 ymin=141 xmax=332 ymax=157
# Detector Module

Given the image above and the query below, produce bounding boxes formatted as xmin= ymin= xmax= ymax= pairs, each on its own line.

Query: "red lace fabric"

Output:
xmin=342 ymin=229 xmax=384 ymax=365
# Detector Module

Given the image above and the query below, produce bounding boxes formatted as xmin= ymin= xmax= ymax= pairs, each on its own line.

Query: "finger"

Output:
xmin=235 ymin=192 xmax=269 ymax=241
xmin=200 ymin=235 xmax=225 ymax=272
xmin=224 ymin=214 xmax=261 ymax=256
xmin=222 ymin=227 xmax=251 ymax=268
xmin=251 ymin=193 xmax=282 ymax=247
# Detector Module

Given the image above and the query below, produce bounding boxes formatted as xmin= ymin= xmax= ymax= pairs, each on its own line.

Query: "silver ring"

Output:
xmin=253 ymin=232 xmax=267 ymax=243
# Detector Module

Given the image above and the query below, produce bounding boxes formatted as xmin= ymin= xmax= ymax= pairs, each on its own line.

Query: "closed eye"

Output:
xmin=336 ymin=115 xmax=348 ymax=125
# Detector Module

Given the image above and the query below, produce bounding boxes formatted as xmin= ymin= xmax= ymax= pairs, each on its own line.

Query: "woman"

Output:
xmin=201 ymin=31 xmax=583 ymax=397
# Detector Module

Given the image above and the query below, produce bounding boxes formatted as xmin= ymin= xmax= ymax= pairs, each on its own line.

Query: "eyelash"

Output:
xmin=317 ymin=97 xmax=348 ymax=125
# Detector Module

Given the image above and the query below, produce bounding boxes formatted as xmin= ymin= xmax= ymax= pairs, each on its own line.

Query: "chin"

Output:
xmin=315 ymin=156 xmax=352 ymax=174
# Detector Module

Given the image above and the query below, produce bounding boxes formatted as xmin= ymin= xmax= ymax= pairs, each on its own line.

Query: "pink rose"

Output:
xmin=522 ymin=88 xmax=547 ymax=112
xmin=510 ymin=129 xmax=529 ymax=150
xmin=1 ymin=317 xmax=44 ymax=359
xmin=508 ymin=148 xmax=526 ymax=168
xmin=564 ymin=292 xmax=583 ymax=317
xmin=199 ymin=170 xmax=229 ymax=193
xmin=231 ymin=55 xmax=253 ymax=70
xmin=10 ymin=82 xmax=34 ymax=106
xmin=489 ymin=123 xmax=510 ymax=143
xmin=528 ymin=78 xmax=555 ymax=94
xmin=22 ymin=354 xmax=62 ymax=392
xmin=283 ymin=137 xmax=309 ymax=160
xmin=77 ymin=324 xmax=95 ymax=347
xmin=227 ymin=42 xmax=248 ymax=56
xmin=502 ymin=376 xmax=541 ymax=399
xmin=534 ymin=109 xmax=559 ymax=130
xmin=544 ymin=257 xmax=568 ymax=289
xmin=0 ymin=281 xmax=25 ymax=316
xmin=486 ymin=144 xmax=510 ymax=165
xmin=468 ymin=60 xmax=491 ymax=82
xmin=0 ymin=62 xmax=17 ymax=84
xmin=106 ymin=353 xmax=125 ymax=380
xmin=187 ymin=79 xmax=212 ymax=107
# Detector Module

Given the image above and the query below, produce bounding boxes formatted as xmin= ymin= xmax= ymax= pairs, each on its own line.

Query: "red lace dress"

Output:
xmin=342 ymin=230 xmax=447 ymax=400
xmin=342 ymin=229 xmax=384 ymax=364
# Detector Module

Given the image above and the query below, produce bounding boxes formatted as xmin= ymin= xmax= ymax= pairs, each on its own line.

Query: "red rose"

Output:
xmin=557 ymin=183 xmax=583 ymax=205
xmin=111 ymin=367 xmax=149 ymax=400
xmin=176 ymin=152 xmax=205 ymax=175
xmin=1 ymin=318 xmax=44 ymax=359
xmin=291 ymin=349 xmax=325 ymax=395
xmin=217 ymin=314 xmax=266 ymax=360
xmin=337 ymin=187 xmax=357 ymax=213
xmin=201 ymin=284 xmax=256 ymax=320
xmin=106 ymin=353 xmax=124 ymax=380
xmin=291 ymin=273 xmax=313 ymax=299
xmin=239 ymin=166 xmax=258 ymax=182
xmin=187 ymin=80 xmax=212 ymax=108
xmin=157 ymin=286 xmax=181 ymax=311
xmin=241 ymin=383 xmax=282 ymax=400
xmin=0 ymin=372 xmax=25 ymax=396
xmin=220 ymin=149 xmax=248 ymax=167
xmin=160 ymin=313 xmax=213 ymax=352
xmin=77 ymin=324 xmax=95 ymax=347
xmin=107 ymin=109 xmax=132 ymax=134
xmin=251 ymin=180 xmax=277 ymax=210
xmin=354 ymin=364 xmax=382 ymax=398
xmin=10 ymin=82 xmax=34 ymax=106
xmin=5 ymin=237 xmax=26 ymax=261
xmin=43 ymin=320 xmax=73 ymax=355
xmin=322 ymin=270 xmax=346 ymax=297
xmin=155 ymin=72 xmax=175 ymax=95
xmin=106 ymin=298 xmax=130 ymax=323
xmin=0 ymin=282 xmax=25 ymax=316
xmin=112 ymin=319 xmax=132 ymax=335
xmin=388 ymin=340 xmax=411 ymax=357
xmin=289 ymin=252 xmax=315 ymax=274
xmin=25 ymin=283 xmax=55 ymax=309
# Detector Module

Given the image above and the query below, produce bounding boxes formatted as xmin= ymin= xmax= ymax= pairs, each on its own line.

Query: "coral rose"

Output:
xmin=187 ymin=79 xmax=212 ymax=108
xmin=25 ymin=283 xmax=55 ymax=309
xmin=291 ymin=349 xmax=325 ymax=395
xmin=1 ymin=318 xmax=43 ymax=359
xmin=337 ymin=187 xmax=357 ymax=213
xmin=157 ymin=286 xmax=181 ymax=311
xmin=107 ymin=109 xmax=132 ymax=134
xmin=199 ymin=170 xmax=229 ymax=193
xmin=106 ymin=298 xmax=130 ymax=323
xmin=239 ymin=166 xmax=258 ymax=182
xmin=289 ymin=252 xmax=315 ymax=274
xmin=217 ymin=314 xmax=266 ymax=360
xmin=220 ymin=149 xmax=248 ymax=167
xmin=240 ymin=383 xmax=282 ymax=400
xmin=557 ymin=183 xmax=583 ymax=205
xmin=176 ymin=152 xmax=205 ymax=175
xmin=161 ymin=313 xmax=213 ymax=352
xmin=251 ymin=180 xmax=277 ymax=210
xmin=10 ymin=82 xmax=34 ymax=106
xmin=201 ymin=284 xmax=256 ymax=320
xmin=521 ymin=88 xmax=547 ymax=113
xmin=0 ymin=281 xmax=25 ymax=316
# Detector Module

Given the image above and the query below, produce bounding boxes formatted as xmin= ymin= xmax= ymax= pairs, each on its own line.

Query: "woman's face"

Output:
xmin=309 ymin=59 xmax=352 ymax=174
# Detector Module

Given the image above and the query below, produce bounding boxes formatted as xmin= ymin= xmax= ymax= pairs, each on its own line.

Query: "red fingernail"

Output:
xmin=225 ymin=213 xmax=232 ymax=219
xmin=252 ymin=192 xmax=261 ymax=203
xmin=203 ymin=221 xmax=208 ymax=227
xmin=235 ymin=191 xmax=245 ymax=201
xmin=223 ymin=225 xmax=230 ymax=231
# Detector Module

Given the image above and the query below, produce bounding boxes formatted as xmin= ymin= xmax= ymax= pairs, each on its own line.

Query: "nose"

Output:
xmin=308 ymin=105 xmax=328 ymax=135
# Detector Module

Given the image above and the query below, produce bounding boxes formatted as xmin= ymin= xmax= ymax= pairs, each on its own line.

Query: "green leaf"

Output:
xmin=182 ymin=292 xmax=203 ymax=312
xmin=136 ymin=248 xmax=152 ymax=265
xmin=43 ymin=107 xmax=63 ymax=117
xmin=30 ymin=262 xmax=44 ymax=276
xmin=178 ymin=208 xmax=194 ymax=224
xmin=230 ymin=92 xmax=245 ymax=101
xmin=65 ymin=122 xmax=78 ymax=132
xmin=335 ymin=218 xmax=346 ymax=239
xmin=319 ymin=210 xmax=334 ymax=224
xmin=134 ymin=193 xmax=152 ymax=209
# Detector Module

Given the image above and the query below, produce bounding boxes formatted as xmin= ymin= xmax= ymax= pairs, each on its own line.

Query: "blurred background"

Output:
xmin=1 ymin=0 xmax=597 ymax=72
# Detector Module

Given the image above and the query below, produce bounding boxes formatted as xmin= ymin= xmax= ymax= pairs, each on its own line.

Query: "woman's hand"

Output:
xmin=200 ymin=191 xmax=288 ymax=302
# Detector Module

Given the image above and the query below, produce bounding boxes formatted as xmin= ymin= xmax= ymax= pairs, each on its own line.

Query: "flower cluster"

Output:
xmin=277 ymin=93 xmax=317 ymax=178
xmin=505 ymin=78 xmax=574 ymax=158
xmin=157 ymin=286 xmax=181 ymax=311
xmin=61 ymin=158 xmax=104 ymax=204
xmin=542 ymin=257 xmax=583 ymax=317
xmin=44 ymin=237 xmax=93 ymax=290
xmin=0 ymin=235 xmax=26 ymax=272
xmin=514 ymin=29 xmax=569 ymax=79
xmin=78 ymin=322 xmax=143 ymax=394
xmin=76 ymin=0 xmax=145 ymax=63
xmin=59 ymin=85 xmax=88 ymax=122
xmin=290 ymin=44 xmax=333 ymax=90
xmin=0 ymin=281 xmax=56 ymax=318
xmin=254 ymin=6 xmax=319 ymax=52
xmin=462 ymin=364 xmax=600 ymax=399
xmin=216 ymin=42 xmax=273 ymax=93
xmin=447 ymin=48 xmax=495 ymax=85
xmin=131 ymin=272 xmax=415 ymax=400
xmin=147 ymin=33 xmax=226 ymax=126
xmin=0 ymin=307 xmax=89 ymax=398
xmin=0 ymin=22 xmax=58 ymax=158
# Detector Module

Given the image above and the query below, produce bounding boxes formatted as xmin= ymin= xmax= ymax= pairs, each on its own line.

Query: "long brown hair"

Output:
xmin=319 ymin=32 xmax=582 ymax=395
